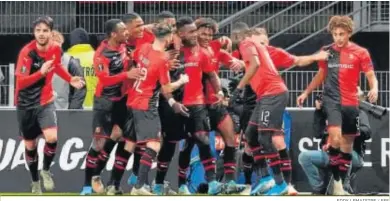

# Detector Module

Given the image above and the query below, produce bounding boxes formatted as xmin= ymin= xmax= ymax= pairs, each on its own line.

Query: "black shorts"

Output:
xmin=17 ymin=103 xmax=57 ymax=140
xmin=323 ymin=97 xmax=359 ymax=135
xmin=207 ymin=104 xmax=229 ymax=131
xmin=159 ymin=100 xmax=186 ymax=142
xmin=184 ymin=105 xmax=211 ymax=136
xmin=132 ymin=109 xmax=161 ymax=143
xmin=92 ymin=96 xmax=127 ymax=136
xmin=245 ymin=92 xmax=288 ymax=142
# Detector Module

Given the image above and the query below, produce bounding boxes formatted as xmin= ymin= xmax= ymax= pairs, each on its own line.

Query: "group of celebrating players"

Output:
xmin=15 ymin=10 xmax=378 ymax=196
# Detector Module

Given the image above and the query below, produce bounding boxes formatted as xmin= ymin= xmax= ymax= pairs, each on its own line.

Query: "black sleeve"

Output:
xmin=68 ymin=57 xmax=86 ymax=109
xmin=313 ymin=108 xmax=326 ymax=139
xmin=359 ymin=110 xmax=372 ymax=140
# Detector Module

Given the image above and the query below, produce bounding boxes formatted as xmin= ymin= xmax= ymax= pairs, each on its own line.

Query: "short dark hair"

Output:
xmin=176 ymin=16 xmax=194 ymax=30
xmin=232 ymin=22 xmax=250 ymax=34
xmin=105 ymin=19 xmax=122 ymax=37
xmin=152 ymin=23 xmax=173 ymax=39
xmin=32 ymin=16 xmax=54 ymax=30
xmin=157 ymin=11 xmax=175 ymax=22
xmin=122 ymin=12 xmax=141 ymax=24
xmin=196 ymin=18 xmax=218 ymax=33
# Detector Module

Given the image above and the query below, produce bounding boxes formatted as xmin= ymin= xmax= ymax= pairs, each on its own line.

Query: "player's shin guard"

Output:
xmin=250 ymin=147 xmax=270 ymax=178
xmin=278 ymin=148 xmax=292 ymax=184
xmin=242 ymin=152 xmax=254 ymax=185
xmin=223 ymin=146 xmax=236 ymax=181
xmin=268 ymin=154 xmax=284 ymax=185
xmin=156 ymin=141 xmax=176 ymax=184
xmin=111 ymin=145 xmax=132 ymax=188
xmin=339 ymin=151 xmax=352 ymax=183
xmin=178 ymin=141 xmax=194 ymax=186
xmin=43 ymin=142 xmax=57 ymax=171
xmin=327 ymin=146 xmax=341 ymax=181
xmin=132 ymin=146 xmax=144 ymax=176
xmin=85 ymin=148 xmax=99 ymax=186
xmin=95 ymin=138 xmax=117 ymax=176
xmin=194 ymin=132 xmax=216 ymax=182
xmin=135 ymin=147 xmax=157 ymax=188
xmin=25 ymin=148 xmax=39 ymax=182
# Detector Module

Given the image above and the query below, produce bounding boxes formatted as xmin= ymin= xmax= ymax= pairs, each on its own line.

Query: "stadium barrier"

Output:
xmin=0 ymin=109 xmax=388 ymax=193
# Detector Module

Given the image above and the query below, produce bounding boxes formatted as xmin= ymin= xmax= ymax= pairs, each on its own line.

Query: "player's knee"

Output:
xmin=146 ymin=140 xmax=161 ymax=153
xmin=244 ymin=125 xmax=258 ymax=146
xmin=91 ymin=137 xmax=106 ymax=151
xmin=43 ymin=128 xmax=58 ymax=143
xmin=193 ymin=132 xmax=210 ymax=146
xmin=272 ymin=134 xmax=286 ymax=150
xmin=24 ymin=140 xmax=37 ymax=150
xmin=124 ymin=140 xmax=136 ymax=153
xmin=298 ymin=152 xmax=311 ymax=165
xmin=110 ymin=125 xmax=122 ymax=141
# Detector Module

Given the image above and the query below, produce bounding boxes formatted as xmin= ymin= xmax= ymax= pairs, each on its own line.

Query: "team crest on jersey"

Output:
xmin=21 ymin=66 xmax=26 ymax=74
xmin=98 ymin=64 xmax=103 ymax=71
xmin=349 ymin=54 xmax=354 ymax=60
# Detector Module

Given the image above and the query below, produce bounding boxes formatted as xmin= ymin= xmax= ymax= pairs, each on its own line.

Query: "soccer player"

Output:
xmin=233 ymin=26 xmax=329 ymax=195
xmin=159 ymin=16 xmax=225 ymax=195
xmin=196 ymin=17 xmax=247 ymax=194
xmin=229 ymin=22 xmax=295 ymax=195
xmin=296 ymin=15 xmax=378 ymax=195
xmin=123 ymin=11 xmax=180 ymax=190
xmin=88 ymin=19 xmax=144 ymax=195
xmin=15 ymin=16 xmax=84 ymax=194
xmin=124 ymin=23 xmax=188 ymax=195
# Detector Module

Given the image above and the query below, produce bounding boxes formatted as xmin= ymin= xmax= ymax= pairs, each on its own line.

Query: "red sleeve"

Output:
xmin=359 ymin=49 xmax=374 ymax=72
xmin=218 ymin=50 xmax=233 ymax=67
xmin=210 ymin=40 xmax=222 ymax=53
xmin=201 ymin=52 xmax=214 ymax=73
xmin=232 ymin=50 xmax=241 ymax=59
xmin=159 ymin=58 xmax=171 ymax=85
xmin=15 ymin=48 xmax=43 ymax=89
xmin=239 ymin=40 xmax=258 ymax=63
xmin=270 ymin=47 xmax=295 ymax=69
xmin=94 ymin=54 xmax=127 ymax=86
xmin=51 ymin=46 xmax=72 ymax=82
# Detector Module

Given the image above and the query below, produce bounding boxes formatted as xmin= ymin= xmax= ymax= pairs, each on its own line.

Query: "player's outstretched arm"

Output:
xmin=294 ymin=50 xmax=329 ymax=67
xmin=161 ymin=74 xmax=188 ymax=93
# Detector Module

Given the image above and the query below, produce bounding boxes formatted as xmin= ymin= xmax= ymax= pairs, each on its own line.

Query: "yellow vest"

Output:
xmin=67 ymin=44 xmax=96 ymax=108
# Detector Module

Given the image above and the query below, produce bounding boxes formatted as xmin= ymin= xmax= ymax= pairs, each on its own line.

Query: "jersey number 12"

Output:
xmin=133 ymin=67 xmax=148 ymax=93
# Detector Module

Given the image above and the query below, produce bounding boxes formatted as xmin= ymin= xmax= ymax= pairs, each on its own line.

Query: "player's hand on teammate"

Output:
xmin=367 ymin=87 xmax=378 ymax=103
xmin=212 ymin=91 xmax=225 ymax=106
xmin=70 ymin=76 xmax=85 ymax=89
xmin=178 ymin=74 xmax=189 ymax=85
xmin=40 ymin=60 xmax=54 ymax=75
xmin=168 ymin=59 xmax=181 ymax=70
xmin=314 ymin=50 xmax=330 ymax=61
xmin=229 ymin=58 xmax=244 ymax=72
xmin=126 ymin=68 xmax=145 ymax=80
xmin=296 ymin=92 xmax=308 ymax=108
xmin=172 ymin=102 xmax=190 ymax=117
